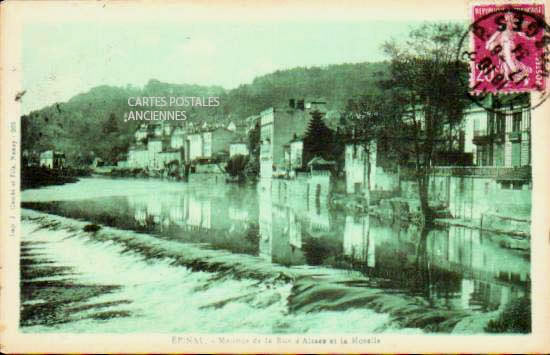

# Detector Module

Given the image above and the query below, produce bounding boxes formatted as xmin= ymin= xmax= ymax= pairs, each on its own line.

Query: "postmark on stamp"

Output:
xmin=457 ymin=2 xmax=550 ymax=111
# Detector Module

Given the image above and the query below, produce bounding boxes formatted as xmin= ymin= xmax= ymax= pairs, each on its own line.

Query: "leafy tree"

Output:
xmin=225 ymin=154 xmax=249 ymax=182
xmin=379 ymin=22 xmax=470 ymax=225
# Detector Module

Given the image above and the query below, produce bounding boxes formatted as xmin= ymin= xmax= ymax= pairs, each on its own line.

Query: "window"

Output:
xmin=513 ymin=112 xmax=522 ymax=132
xmin=496 ymin=113 xmax=506 ymax=134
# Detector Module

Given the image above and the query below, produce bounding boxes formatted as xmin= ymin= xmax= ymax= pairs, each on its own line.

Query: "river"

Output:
xmin=20 ymin=177 xmax=530 ymax=333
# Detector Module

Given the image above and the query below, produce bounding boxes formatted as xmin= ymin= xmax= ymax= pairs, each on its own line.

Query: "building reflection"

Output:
xmin=125 ymin=188 xmax=257 ymax=244
xmin=258 ymin=179 xmax=339 ymax=266
xmin=343 ymin=215 xmax=375 ymax=267
xmin=256 ymin=178 xmax=529 ymax=312
xmin=123 ymin=180 xmax=528 ymax=313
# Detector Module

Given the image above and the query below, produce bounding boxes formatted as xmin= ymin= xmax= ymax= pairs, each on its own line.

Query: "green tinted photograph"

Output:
xmin=17 ymin=3 xmax=533 ymax=337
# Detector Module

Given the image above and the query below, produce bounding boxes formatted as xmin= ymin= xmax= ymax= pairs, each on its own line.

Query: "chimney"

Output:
xmin=297 ymin=99 xmax=305 ymax=110
xmin=289 ymin=99 xmax=296 ymax=109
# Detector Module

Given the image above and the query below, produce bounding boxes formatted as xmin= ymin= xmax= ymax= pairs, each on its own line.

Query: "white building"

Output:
xmin=170 ymin=126 xmax=186 ymax=150
xmin=39 ymin=150 xmax=65 ymax=169
xmin=289 ymin=139 xmax=303 ymax=170
xmin=344 ymin=143 xmax=376 ymax=195
xmin=229 ymin=142 xmax=249 ymax=158
xmin=186 ymin=133 xmax=203 ymax=161
xmin=128 ymin=146 xmax=148 ymax=169
xmin=135 ymin=124 xmax=148 ymax=142
xmin=469 ymin=105 xmax=531 ymax=167
xmin=147 ymin=138 xmax=164 ymax=169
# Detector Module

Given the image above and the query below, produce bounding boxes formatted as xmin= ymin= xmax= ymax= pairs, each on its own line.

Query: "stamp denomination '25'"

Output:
xmin=467 ymin=4 xmax=549 ymax=95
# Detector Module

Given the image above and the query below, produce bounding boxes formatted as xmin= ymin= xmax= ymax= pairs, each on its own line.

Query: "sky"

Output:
xmin=22 ymin=20 xmax=425 ymax=114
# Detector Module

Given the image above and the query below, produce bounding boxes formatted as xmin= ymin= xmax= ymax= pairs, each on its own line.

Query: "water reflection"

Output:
xmin=23 ymin=178 xmax=529 ymax=314
xmin=258 ymin=180 xmax=527 ymax=313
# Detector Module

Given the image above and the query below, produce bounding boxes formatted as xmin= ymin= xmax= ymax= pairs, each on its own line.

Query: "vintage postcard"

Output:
xmin=1 ymin=0 xmax=550 ymax=353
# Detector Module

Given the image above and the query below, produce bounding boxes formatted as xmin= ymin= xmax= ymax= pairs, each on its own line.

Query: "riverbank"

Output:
xmin=330 ymin=192 xmax=530 ymax=242
xmin=21 ymin=166 xmax=90 ymax=190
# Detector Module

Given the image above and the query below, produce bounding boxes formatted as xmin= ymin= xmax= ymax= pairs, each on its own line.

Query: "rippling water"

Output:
xmin=20 ymin=177 xmax=530 ymax=333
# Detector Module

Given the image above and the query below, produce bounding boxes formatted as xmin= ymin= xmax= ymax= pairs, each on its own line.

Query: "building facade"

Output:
xmin=201 ymin=127 xmax=236 ymax=160
xmin=260 ymin=99 xmax=325 ymax=178
xmin=186 ymin=133 xmax=203 ymax=161
xmin=128 ymin=145 xmax=148 ymax=169
xmin=170 ymin=126 xmax=186 ymax=150
xmin=147 ymin=138 xmax=165 ymax=170
xmin=229 ymin=142 xmax=249 ymax=158
xmin=472 ymin=107 xmax=531 ymax=168
xmin=344 ymin=144 xmax=376 ymax=194
xmin=39 ymin=150 xmax=66 ymax=169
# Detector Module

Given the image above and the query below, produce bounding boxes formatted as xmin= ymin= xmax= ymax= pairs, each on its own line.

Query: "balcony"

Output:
xmin=472 ymin=130 xmax=506 ymax=145
xmin=508 ymin=131 xmax=522 ymax=142
xmin=472 ymin=130 xmax=491 ymax=145
xmin=429 ymin=166 xmax=531 ymax=180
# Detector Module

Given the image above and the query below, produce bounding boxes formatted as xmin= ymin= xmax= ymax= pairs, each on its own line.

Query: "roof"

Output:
xmin=160 ymin=149 xmax=181 ymax=154
xmin=203 ymin=126 xmax=235 ymax=134
xmin=307 ymin=156 xmax=336 ymax=166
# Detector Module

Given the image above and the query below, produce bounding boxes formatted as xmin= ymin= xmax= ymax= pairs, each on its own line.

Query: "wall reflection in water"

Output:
xmin=255 ymin=179 xmax=529 ymax=313
xmin=58 ymin=179 xmax=528 ymax=314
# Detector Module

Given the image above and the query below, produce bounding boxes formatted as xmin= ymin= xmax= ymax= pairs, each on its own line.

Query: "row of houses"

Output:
xmin=21 ymin=150 xmax=67 ymax=169
xmin=28 ymin=94 xmax=532 ymax=201
xmin=123 ymin=120 xmax=251 ymax=170
xmin=120 ymin=94 xmax=531 ymax=199
xmin=255 ymin=96 xmax=531 ymax=204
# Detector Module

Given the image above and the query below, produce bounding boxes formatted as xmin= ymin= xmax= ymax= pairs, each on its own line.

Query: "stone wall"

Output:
xmin=401 ymin=175 xmax=531 ymax=220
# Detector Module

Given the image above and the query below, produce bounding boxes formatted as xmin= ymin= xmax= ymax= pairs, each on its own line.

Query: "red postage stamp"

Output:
xmin=469 ymin=3 xmax=549 ymax=95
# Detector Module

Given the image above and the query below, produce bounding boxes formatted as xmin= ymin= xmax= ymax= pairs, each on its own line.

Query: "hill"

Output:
xmin=21 ymin=61 xmax=388 ymax=164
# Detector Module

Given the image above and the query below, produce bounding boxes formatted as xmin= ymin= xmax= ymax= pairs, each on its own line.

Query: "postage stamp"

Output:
xmin=468 ymin=3 xmax=549 ymax=95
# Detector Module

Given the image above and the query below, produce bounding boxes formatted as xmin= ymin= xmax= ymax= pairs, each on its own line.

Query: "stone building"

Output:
xmin=147 ymin=137 xmax=165 ymax=169
xmin=472 ymin=105 xmax=531 ymax=168
xmin=170 ymin=126 xmax=186 ymax=150
xmin=344 ymin=143 xmax=398 ymax=195
xmin=283 ymin=135 xmax=304 ymax=172
xmin=128 ymin=145 xmax=148 ymax=169
xmin=186 ymin=133 xmax=203 ymax=162
xmin=201 ymin=127 xmax=236 ymax=160
xmin=259 ymin=99 xmax=326 ymax=178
